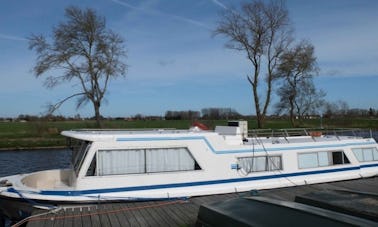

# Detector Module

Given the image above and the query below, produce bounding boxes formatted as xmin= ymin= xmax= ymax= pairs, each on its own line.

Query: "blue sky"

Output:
xmin=0 ymin=0 xmax=378 ymax=118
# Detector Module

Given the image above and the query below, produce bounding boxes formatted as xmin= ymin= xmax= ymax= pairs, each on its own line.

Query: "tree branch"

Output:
xmin=46 ymin=92 xmax=86 ymax=115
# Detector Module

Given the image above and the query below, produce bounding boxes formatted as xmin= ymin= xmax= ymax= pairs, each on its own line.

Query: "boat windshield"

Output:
xmin=67 ymin=138 xmax=91 ymax=175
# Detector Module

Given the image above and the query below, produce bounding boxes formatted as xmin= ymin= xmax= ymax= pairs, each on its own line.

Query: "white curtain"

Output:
xmin=239 ymin=157 xmax=254 ymax=173
xmin=146 ymin=148 xmax=195 ymax=172
xmin=267 ymin=156 xmax=282 ymax=171
xmin=363 ymin=148 xmax=374 ymax=161
xmin=98 ymin=149 xmax=145 ymax=175
xmin=253 ymin=156 xmax=267 ymax=171
xmin=373 ymin=148 xmax=378 ymax=160
xmin=97 ymin=147 xmax=196 ymax=176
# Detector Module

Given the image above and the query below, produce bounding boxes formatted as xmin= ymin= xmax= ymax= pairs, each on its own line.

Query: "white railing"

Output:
xmin=247 ymin=128 xmax=373 ymax=144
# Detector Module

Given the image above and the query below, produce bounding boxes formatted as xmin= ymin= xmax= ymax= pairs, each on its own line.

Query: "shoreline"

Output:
xmin=0 ymin=146 xmax=67 ymax=151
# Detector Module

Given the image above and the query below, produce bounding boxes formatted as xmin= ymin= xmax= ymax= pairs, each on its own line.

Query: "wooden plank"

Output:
xmin=140 ymin=201 xmax=166 ymax=226
xmin=153 ymin=200 xmax=187 ymax=226
xmin=80 ymin=206 xmax=92 ymax=227
xmin=88 ymin=206 xmax=101 ymax=227
xmin=153 ymin=202 xmax=183 ymax=226
xmin=155 ymin=202 xmax=183 ymax=226
xmin=170 ymin=201 xmax=197 ymax=224
xmin=126 ymin=202 xmax=149 ymax=226
xmin=116 ymin=203 xmax=140 ymax=227
xmin=144 ymin=201 xmax=175 ymax=227
xmin=71 ymin=207 xmax=83 ymax=227
xmin=163 ymin=201 xmax=192 ymax=225
xmin=135 ymin=201 xmax=157 ymax=226
xmin=62 ymin=207 xmax=74 ymax=227
xmin=183 ymin=201 xmax=200 ymax=219
xmin=103 ymin=204 xmax=120 ymax=227
xmin=39 ymin=211 xmax=55 ymax=227
xmin=51 ymin=209 xmax=65 ymax=227
xmin=98 ymin=205 xmax=111 ymax=227
xmin=110 ymin=204 xmax=130 ymax=226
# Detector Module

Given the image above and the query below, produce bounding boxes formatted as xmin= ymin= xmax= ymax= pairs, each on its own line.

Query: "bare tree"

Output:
xmin=323 ymin=100 xmax=349 ymax=118
xmin=214 ymin=0 xmax=292 ymax=128
xmin=274 ymin=40 xmax=319 ymax=126
xmin=29 ymin=6 xmax=127 ymax=127
xmin=294 ymin=82 xmax=326 ymax=120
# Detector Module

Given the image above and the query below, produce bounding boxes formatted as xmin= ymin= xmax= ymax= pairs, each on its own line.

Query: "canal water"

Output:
xmin=0 ymin=149 xmax=71 ymax=178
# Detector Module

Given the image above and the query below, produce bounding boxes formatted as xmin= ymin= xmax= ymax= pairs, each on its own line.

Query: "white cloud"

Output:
xmin=210 ymin=0 xmax=228 ymax=10
xmin=110 ymin=0 xmax=211 ymax=29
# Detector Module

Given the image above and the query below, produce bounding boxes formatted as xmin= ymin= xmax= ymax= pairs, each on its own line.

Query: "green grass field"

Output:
xmin=1 ymin=118 xmax=378 ymax=149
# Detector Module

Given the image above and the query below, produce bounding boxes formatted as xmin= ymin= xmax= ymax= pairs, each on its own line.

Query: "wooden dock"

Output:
xmin=22 ymin=177 xmax=377 ymax=227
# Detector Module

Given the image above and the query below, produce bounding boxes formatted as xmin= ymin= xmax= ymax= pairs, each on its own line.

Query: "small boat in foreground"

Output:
xmin=1 ymin=121 xmax=378 ymax=221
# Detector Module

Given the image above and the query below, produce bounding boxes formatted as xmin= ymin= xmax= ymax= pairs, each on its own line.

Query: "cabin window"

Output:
xmin=86 ymin=154 xmax=97 ymax=176
xmin=298 ymin=153 xmax=318 ymax=169
xmin=352 ymin=148 xmax=378 ymax=162
xmin=298 ymin=151 xmax=350 ymax=169
xmin=146 ymin=148 xmax=195 ymax=172
xmin=67 ymin=138 xmax=91 ymax=175
xmin=98 ymin=149 xmax=145 ymax=175
xmin=96 ymin=147 xmax=200 ymax=176
xmin=238 ymin=155 xmax=282 ymax=173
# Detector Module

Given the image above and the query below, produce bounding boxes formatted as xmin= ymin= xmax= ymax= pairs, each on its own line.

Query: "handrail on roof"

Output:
xmin=247 ymin=128 xmax=373 ymax=139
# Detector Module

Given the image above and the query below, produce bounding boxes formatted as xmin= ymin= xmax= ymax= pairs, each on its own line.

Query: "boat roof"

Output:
xmin=61 ymin=128 xmax=374 ymax=145
xmin=61 ymin=128 xmax=214 ymax=142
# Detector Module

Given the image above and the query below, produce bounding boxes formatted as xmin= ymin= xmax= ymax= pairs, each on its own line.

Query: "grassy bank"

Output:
xmin=1 ymin=118 xmax=378 ymax=149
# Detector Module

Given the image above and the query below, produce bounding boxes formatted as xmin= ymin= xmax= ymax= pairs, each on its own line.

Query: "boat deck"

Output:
xmin=22 ymin=176 xmax=378 ymax=227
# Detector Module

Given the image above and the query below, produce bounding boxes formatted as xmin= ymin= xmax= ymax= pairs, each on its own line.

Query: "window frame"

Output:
xmin=85 ymin=147 xmax=201 ymax=177
xmin=352 ymin=147 xmax=378 ymax=162
xmin=297 ymin=150 xmax=350 ymax=169
xmin=67 ymin=138 xmax=92 ymax=176
xmin=237 ymin=155 xmax=283 ymax=174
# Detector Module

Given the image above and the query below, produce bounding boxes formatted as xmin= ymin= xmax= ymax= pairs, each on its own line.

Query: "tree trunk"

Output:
xmin=254 ymin=89 xmax=264 ymax=129
xmin=257 ymin=113 xmax=265 ymax=129
xmin=289 ymin=96 xmax=295 ymax=127
xmin=94 ymin=101 xmax=102 ymax=128
xmin=250 ymin=77 xmax=264 ymax=129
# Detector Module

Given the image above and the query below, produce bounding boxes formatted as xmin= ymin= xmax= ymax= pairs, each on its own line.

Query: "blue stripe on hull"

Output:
xmin=33 ymin=163 xmax=378 ymax=197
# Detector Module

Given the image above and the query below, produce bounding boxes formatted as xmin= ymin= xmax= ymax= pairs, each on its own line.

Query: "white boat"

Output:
xmin=1 ymin=121 xmax=378 ymax=221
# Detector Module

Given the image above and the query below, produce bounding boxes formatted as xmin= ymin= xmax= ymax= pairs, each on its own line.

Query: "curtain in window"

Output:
xmin=373 ymin=148 xmax=378 ymax=160
xmin=363 ymin=148 xmax=374 ymax=161
xmin=98 ymin=149 xmax=145 ymax=175
xmin=267 ymin=156 xmax=282 ymax=170
xmin=238 ymin=157 xmax=254 ymax=173
xmin=146 ymin=148 xmax=195 ymax=172
xmin=239 ymin=156 xmax=283 ymax=173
